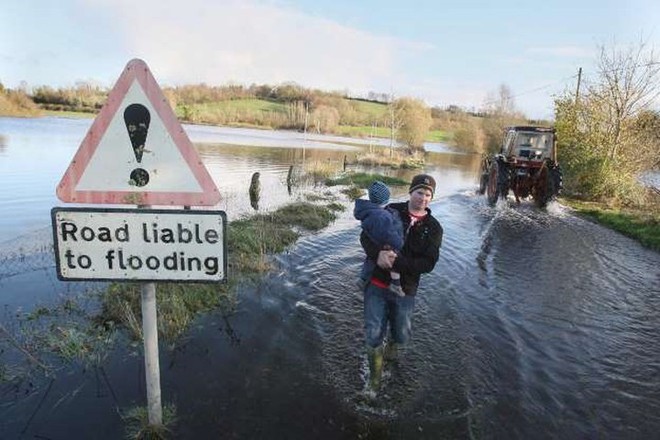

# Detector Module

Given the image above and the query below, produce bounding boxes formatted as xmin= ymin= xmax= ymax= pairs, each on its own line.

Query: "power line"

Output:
xmin=481 ymin=72 xmax=580 ymax=107
xmin=482 ymin=59 xmax=660 ymax=108
xmin=598 ymin=60 xmax=660 ymax=76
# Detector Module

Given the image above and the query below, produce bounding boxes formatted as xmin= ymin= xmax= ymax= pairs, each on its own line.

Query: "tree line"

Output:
xmin=3 ymin=79 xmax=450 ymax=152
xmin=4 ymin=78 xmax=528 ymax=153
xmin=1 ymin=40 xmax=658 ymax=208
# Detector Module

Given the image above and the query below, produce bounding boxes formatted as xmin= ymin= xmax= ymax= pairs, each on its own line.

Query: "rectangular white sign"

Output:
xmin=51 ymin=208 xmax=227 ymax=282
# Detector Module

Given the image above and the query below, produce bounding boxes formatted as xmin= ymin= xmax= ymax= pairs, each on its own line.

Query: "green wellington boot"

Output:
xmin=367 ymin=346 xmax=384 ymax=391
xmin=384 ymin=342 xmax=400 ymax=362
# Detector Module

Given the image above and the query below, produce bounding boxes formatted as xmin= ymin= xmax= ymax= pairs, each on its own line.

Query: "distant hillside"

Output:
xmin=1 ymin=80 xmax=543 ymax=152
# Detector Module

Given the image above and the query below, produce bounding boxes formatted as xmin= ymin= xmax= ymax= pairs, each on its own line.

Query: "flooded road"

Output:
xmin=1 ymin=117 xmax=659 ymax=439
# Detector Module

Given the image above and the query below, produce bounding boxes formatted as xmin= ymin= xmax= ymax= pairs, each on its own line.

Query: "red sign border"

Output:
xmin=56 ymin=59 xmax=220 ymax=206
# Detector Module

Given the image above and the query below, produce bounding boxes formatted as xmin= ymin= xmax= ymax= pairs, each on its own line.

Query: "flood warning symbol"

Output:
xmin=124 ymin=103 xmax=151 ymax=187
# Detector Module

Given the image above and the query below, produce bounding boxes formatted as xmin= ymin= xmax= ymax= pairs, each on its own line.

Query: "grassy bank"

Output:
xmin=561 ymin=198 xmax=660 ymax=252
xmin=326 ymin=172 xmax=410 ymax=200
xmin=98 ymin=201 xmax=341 ymax=344
xmin=1 ymin=200 xmax=342 ymax=379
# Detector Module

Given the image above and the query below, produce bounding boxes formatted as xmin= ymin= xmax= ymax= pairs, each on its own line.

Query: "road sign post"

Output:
xmin=52 ymin=59 xmax=224 ymax=427
xmin=142 ymin=280 xmax=162 ymax=425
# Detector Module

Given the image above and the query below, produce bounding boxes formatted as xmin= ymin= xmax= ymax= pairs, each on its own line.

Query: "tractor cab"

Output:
xmin=501 ymin=126 xmax=555 ymax=162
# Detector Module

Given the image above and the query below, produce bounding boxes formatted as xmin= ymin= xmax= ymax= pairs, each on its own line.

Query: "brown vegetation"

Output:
xmin=0 ymin=83 xmax=41 ymax=116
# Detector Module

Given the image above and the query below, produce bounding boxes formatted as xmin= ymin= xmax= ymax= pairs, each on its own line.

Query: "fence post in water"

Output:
xmin=287 ymin=165 xmax=294 ymax=195
xmin=249 ymin=172 xmax=261 ymax=210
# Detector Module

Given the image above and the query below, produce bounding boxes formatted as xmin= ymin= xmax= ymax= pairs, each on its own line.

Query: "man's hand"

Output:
xmin=377 ymin=249 xmax=397 ymax=269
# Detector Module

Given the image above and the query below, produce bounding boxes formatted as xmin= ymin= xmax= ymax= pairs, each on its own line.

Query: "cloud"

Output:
xmin=82 ymin=0 xmax=431 ymax=95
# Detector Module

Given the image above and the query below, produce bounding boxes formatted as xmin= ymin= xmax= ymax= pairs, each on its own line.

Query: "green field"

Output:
xmin=336 ymin=125 xmax=449 ymax=142
xmin=174 ymin=98 xmax=288 ymax=120
xmin=336 ymin=125 xmax=392 ymax=138
xmin=189 ymin=98 xmax=287 ymax=113
xmin=347 ymin=99 xmax=388 ymax=118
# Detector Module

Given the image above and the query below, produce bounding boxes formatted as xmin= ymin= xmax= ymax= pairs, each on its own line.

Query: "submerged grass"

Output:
xmin=41 ymin=324 xmax=116 ymax=366
xmin=341 ymin=186 xmax=365 ymax=201
xmin=353 ymin=152 xmax=403 ymax=169
xmin=257 ymin=201 xmax=337 ymax=231
xmin=326 ymin=172 xmax=409 ymax=188
xmin=327 ymin=172 xmax=410 ymax=201
xmin=352 ymin=147 xmax=425 ymax=169
xmin=122 ymin=403 xmax=177 ymax=440
xmin=562 ymin=198 xmax=660 ymax=252
xmin=98 ymin=282 xmax=234 ymax=343
xmin=96 ymin=201 xmax=337 ymax=344
xmin=0 ymin=296 xmax=116 ymax=372
xmin=302 ymin=160 xmax=342 ymax=182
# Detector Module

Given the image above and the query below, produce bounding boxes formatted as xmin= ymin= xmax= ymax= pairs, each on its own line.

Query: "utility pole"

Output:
xmin=303 ymin=101 xmax=309 ymax=141
xmin=389 ymin=88 xmax=395 ymax=158
xmin=574 ymin=67 xmax=582 ymax=105
xmin=302 ymin=101 xmax=308 ymax=165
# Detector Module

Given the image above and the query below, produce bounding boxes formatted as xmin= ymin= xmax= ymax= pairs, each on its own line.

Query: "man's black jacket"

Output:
xmin=360 ymin=201 xmax=443 ymax=296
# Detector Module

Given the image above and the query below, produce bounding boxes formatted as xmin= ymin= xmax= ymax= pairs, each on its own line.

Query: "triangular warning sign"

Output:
xmin=56 ymin=58 xmax=220 ymax=206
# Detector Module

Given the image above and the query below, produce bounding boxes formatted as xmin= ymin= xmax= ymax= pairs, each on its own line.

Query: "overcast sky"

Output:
xmin=2 ymin=0 xmax=659 ymax=119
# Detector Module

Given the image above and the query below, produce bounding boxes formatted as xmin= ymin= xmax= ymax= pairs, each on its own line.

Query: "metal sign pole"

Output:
xmin=141 ymin=281 xmax=162 ymax=424
xmin=139 ymin=204 xmax=162 ymax=425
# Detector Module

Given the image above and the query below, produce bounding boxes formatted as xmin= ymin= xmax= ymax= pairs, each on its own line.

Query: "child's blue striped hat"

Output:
xmin=368 ymin=181 xmax=390 ymax=205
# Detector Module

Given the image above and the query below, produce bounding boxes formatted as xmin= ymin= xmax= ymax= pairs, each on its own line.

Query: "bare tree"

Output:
xmin=480 ymin=83 xmax=525 ymax=154
xmin=484 ymin=83 xmax=517 ymax=116
xmin=589 ymin=40 xmax=660 ymax=161
xmin=554 ymin=39 xmax=660 ymax=204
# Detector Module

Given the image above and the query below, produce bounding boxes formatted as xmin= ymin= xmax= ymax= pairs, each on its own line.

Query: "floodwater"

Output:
xmin=1 ymin=116 xmax=659 ymax=439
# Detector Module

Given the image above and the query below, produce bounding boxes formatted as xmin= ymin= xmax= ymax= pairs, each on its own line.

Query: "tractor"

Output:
xmin=478 ymin=126 xmax=562 ymax=208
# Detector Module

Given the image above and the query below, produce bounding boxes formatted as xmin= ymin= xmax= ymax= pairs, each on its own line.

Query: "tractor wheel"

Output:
xmin=477 ymin=157 xmax=490 ymax=195
xmin=478 ymin=172 xmax=488 ymax=195
xmin=486 ymin=160 xmax=508 ymax=205
xmin=550 ymin=165 xmax=563 ymax=197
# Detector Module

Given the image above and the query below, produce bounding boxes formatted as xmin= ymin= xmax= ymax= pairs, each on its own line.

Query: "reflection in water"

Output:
xmin=0 ymin=134 xmax=7 ymax=154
